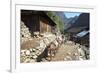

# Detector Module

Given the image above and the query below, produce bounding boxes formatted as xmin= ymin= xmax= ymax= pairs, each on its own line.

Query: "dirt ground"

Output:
xmin=41 ymin=41 xmax=80 ymax=62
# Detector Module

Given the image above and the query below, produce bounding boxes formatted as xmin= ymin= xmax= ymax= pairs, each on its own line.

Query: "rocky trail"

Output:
xmin=41 ymin=41 xmax=85 ymax=62
xmin=52 ymin=42 xmax=79 ymax=61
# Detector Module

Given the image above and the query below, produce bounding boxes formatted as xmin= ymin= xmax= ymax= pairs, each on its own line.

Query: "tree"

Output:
xmin=46 ymin=11 xmax=64 ymax=33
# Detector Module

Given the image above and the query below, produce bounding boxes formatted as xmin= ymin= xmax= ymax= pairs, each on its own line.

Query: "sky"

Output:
xmin=64 ymin=12 xmax=81 ymax=18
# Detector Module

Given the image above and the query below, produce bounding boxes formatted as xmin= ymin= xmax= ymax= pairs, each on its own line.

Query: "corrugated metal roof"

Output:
xmin=75 ymin=30 xmax=89 ymax=38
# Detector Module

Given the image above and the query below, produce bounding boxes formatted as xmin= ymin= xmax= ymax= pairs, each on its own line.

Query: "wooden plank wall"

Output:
xmin=40 ymin=16 xmax=52 ymax=33
xmin=21 ymin=13 xmax=54 ymax=34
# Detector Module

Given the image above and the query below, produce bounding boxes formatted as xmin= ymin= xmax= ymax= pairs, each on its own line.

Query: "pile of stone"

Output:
xmin=63 ymin=42 xmax=89 ymax=61
xmin=21 ymin=21 xmax=32 ymax=43
xmin=20 ymin=45 xmax=46 ymax=63
xmin=80 ymin=45 xmax=90 ymax=59
xmin=20 ymin=33 xmax=58 ymax=63
xmin=20 ymin=22 xmax=66 ymax=62
xmin=20 ymin=39 xmax=47 ymax=63
xmin=76 ymin=45 xmax=90 ymax=60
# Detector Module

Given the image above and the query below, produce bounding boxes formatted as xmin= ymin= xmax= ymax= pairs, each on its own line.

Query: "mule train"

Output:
xmin=46 ymin=34 xmax=65 ymax=61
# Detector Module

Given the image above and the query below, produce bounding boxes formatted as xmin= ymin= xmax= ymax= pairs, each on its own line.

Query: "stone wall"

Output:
xmin=21 ymin=21 xmax=33 ymax=43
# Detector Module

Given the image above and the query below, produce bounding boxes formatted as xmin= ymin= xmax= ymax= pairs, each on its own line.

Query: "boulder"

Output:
xmin=25 ymin=50 xmax=30 ymax=56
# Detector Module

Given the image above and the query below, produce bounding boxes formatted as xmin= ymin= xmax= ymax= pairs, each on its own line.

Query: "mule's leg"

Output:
xmin=46 ymin=47 xmax=51 ymax=61
xmin=49 ymin=50 xmax=52 ymax=61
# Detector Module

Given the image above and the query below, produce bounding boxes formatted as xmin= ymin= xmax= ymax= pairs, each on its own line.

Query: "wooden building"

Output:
xmin=21 ymin=10 xmax=57 ymax=36
xmin=73 ymin=30 xmax=89 ymax=47
xmin=66 ymin=26 xmax=88 ymax=40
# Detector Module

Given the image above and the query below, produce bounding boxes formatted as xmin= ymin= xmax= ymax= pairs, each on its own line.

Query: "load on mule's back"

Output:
xmin=46 ymin=33 xmax=65 ymax=61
